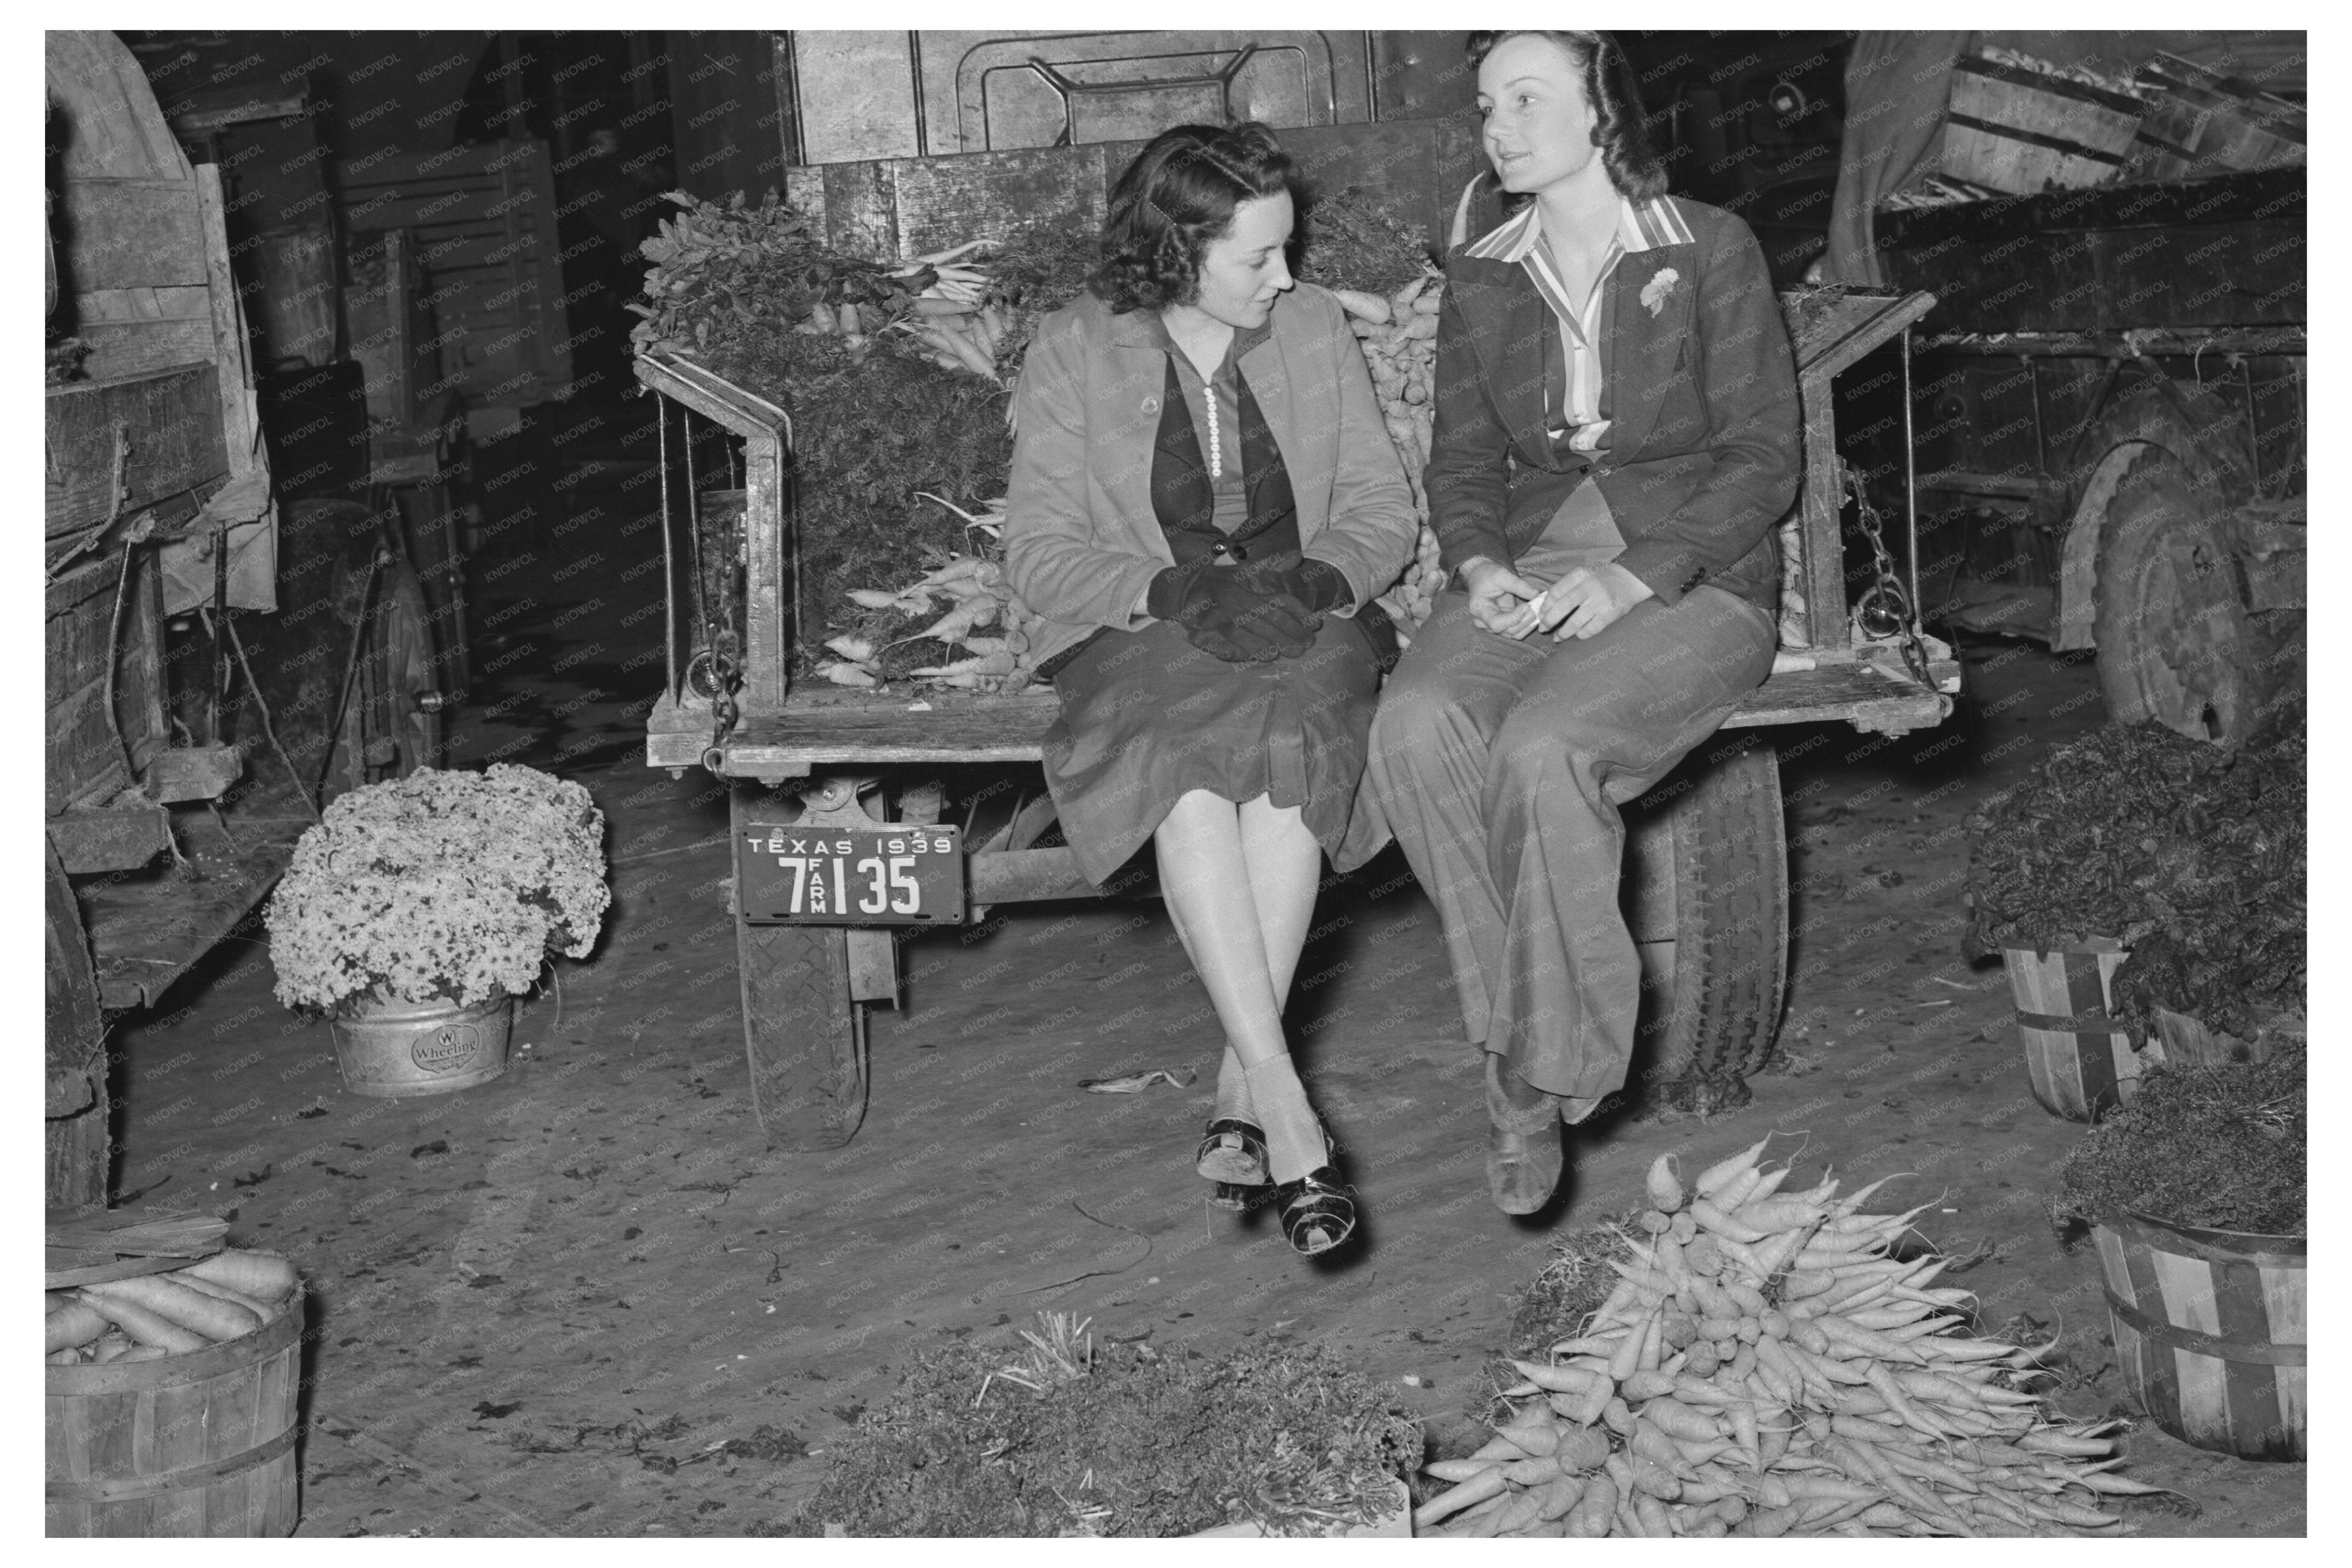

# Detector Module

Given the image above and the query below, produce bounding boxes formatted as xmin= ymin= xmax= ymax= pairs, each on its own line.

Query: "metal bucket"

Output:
xmin=331 ymin=991 xmax=513 ymax=1097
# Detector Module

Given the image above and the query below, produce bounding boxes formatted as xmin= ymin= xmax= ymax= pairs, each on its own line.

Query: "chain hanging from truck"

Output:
xmin=1843 ymin=461 xmax=1949 ymax=719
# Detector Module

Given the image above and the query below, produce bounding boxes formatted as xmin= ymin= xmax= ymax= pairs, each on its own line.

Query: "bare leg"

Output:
xmin=1210 ymin=795 xmax=1323 ymax=1131
xmin=1154 ymin=790 xmax=1327 ymax=1183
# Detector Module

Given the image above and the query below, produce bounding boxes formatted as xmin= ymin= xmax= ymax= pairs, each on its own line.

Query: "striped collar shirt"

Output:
xmin=1463 ymin=194 xmax=1693 ymax=450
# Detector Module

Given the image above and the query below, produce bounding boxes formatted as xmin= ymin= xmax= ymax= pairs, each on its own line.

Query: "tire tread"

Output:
xmin=1654 ymin=743 xmax=1788 ymax=1108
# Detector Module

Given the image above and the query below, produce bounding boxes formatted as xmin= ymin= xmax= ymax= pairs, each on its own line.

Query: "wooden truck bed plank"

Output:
xmin=702 ymin=656 xmax=1959 ymax=773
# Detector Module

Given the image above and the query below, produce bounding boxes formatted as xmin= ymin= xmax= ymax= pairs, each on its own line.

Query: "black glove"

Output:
xmin=1241 ymin=555 xmax=1355 ymax=615
xmin=1146 ymin=564 xmax=1319 ymax=663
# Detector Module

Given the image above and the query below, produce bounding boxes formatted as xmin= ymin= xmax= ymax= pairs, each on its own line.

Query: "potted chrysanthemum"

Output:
xmin=265 ymin=764 xmax=609 ymax=1097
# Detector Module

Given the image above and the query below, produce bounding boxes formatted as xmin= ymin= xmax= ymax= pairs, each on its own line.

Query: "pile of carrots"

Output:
xmin=1415 ymin=1143 xmax=2165 ymax=1537
xmin=46 ymin=1250 xmax=298 ymax=1365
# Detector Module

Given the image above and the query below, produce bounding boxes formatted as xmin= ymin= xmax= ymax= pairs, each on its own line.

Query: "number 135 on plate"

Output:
xmin=736 ymin=824 xmax=964 ymax=924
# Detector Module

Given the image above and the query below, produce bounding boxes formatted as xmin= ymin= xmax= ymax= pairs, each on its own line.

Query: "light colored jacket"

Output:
xmin=1004 ymin=284 xmax=1418 ymax=671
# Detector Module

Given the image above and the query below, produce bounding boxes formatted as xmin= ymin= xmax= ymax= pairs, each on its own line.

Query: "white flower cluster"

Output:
xmin=267 ymin=764 xmax=610 ymax=1014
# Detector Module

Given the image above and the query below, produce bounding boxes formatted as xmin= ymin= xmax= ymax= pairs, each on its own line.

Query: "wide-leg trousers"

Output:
xmin=1365 ymin=582 xmax=1777 ymax=1118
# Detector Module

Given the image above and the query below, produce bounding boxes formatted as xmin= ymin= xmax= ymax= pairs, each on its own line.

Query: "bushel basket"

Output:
xmin=2003 ymin=940 xmax=2143 ymax=1121
xmin=2091 ymin=1209 xmax=2304 ymax=1461
xmin=46 ymin=1286 xmax=303 ymax=1535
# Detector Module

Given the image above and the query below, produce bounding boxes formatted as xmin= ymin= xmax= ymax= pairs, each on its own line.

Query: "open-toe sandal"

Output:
xmin=1195 ymin=1118 xmax=1270 ymax=1187
xmin=1274 ymin=1167 xmax=1356 ymax=1255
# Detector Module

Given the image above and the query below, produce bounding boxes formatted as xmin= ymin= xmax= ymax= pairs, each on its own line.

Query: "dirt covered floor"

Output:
xmin=101 ymin=473 xmax=2304 ymax=1537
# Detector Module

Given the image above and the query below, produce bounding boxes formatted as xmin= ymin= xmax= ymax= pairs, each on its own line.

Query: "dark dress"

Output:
xmin=1040 ymin=318 xmax=1389 ymax=886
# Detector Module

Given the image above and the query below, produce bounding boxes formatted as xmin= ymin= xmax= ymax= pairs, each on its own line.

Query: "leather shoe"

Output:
xmin=1274 ymin=1166 xmax=1357 ymax=1255
xmin=1195 ymin=1118 xmax=1270 ymax=1186
xmin=1487 ymin=1122 xmax=1564 ymax=1215
xmin=1485 ymin=1054 xmax=1562 ymax=1134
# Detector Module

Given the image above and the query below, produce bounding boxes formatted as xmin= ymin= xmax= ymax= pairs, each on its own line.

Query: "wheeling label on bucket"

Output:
xmin=737 ymin=822 xmax=964 ymax=924
xmin=412 ymin=1023 xmax=482 ymax=1074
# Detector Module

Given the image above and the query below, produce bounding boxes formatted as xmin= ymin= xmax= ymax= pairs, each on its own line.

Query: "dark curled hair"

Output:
xmin=1090 ymin=121 xmax=1300 ymax=314
xmin=1464 ymin=31 xmax=1668 ymax=202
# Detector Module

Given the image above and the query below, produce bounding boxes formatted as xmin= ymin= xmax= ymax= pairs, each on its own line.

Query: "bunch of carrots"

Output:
xmin=1415 ymin=1142 xmax=2167 ymax=1538
xmin=47 ymin=1249 xmax=298 ymax=1365
xmin=822 ymin=504 xmax=1040 ymax=693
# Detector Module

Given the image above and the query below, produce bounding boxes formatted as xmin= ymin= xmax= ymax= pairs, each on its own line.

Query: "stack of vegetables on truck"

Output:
xmin=629 ymin=185 xmax=1453 ymax=693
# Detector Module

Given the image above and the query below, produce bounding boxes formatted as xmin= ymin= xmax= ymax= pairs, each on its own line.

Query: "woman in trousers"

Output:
xmin=1368 ymin=31 xmax=1800 ymax=1213
xmin=1005 ymin=122 xmax=1417 ymax=1252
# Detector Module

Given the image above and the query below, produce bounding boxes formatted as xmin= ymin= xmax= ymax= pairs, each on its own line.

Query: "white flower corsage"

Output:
xmin=1639 ymin=267 xmax=1681 ymax=317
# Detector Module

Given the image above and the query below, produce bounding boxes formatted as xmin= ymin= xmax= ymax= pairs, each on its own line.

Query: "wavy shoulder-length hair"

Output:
xmin=1089 ymin=121 xmax=1300 ymax=314
xmin=1465 ymin=31 xmax=1668 ymax=203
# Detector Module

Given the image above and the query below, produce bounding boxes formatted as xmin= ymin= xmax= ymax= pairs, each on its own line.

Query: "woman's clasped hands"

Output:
xmin=1458 ymin=556 xmax=1655 ymax=641
xmin=1146 ymin=561 xmax=1318 ymax=663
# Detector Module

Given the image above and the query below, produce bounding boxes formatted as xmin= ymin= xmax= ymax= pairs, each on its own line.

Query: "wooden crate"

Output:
xmin=44 ymin=363 xmax=227 ymax=546
xmin=784 ymin=115 xmax=1482 ymax=263
xmin=45 ymin=542 xmax=167 ymax=817
xmin=2125 ymin=53 xmax=2306 ymax=183
xmin=343 ymin=229 xmax=439 ymax=436
xmin=47 ymin=31 xmax=275 ymax=617
xmin=246 ymin=223 xmax=340 ymax=369
xmin=333 ymin=142 xmax=572 ymax=413
xmin=1943 ymin=56 xmax=2145 ymax=194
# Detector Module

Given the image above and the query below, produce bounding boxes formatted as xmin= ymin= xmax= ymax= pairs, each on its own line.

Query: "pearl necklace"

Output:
xmin=1202 ymin=384 xmax=1222 ymax=479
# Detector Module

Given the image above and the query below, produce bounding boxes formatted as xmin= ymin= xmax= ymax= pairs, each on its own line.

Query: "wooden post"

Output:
xmin=194 ymin=163 xmax=277 ymax=612
xmin=1799 ymin=385 xmax=1849 ymax=653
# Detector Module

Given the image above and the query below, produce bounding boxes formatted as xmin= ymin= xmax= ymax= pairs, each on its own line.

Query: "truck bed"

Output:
xmin=665 ymin=645 xmax=1961 ymax=778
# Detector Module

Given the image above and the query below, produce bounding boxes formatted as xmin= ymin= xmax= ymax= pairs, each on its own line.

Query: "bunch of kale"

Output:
xmin=1965 ymin=709 xmax=2304 ymax=1037
xmin=2049 ymin=1036 xmax=2305 ymax=1236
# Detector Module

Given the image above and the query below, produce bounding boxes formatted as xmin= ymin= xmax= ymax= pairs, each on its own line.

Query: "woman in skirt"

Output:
xmin=1004 ymin=122 xmax=1417 ymax=1254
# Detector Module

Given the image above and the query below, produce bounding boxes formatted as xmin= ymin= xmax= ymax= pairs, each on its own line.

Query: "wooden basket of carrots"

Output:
xmin=45 ymin=1211 xmax=305 ymax=1536
xmin=1414 ymin=1142 xmax=2177 ymax=1538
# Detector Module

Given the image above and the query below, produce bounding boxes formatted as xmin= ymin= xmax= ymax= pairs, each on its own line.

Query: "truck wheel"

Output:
xmin=45 ymin=840 xmax=110 ymax=1208
xmin=733 ymin=786 xmax=867 ymax=1150
xmin=1626 ymin=739 xmax=1788 ymax=1114
xmin=2093 ymin=450 xmax=2274 ymax=743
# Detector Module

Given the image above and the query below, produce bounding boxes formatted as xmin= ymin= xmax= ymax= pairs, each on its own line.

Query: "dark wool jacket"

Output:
xmin=1425 ymin=196 xmax=1800 ymax=615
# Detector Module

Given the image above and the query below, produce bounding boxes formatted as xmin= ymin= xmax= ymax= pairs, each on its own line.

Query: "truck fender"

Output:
xmin=2052 ymin=440 xmax=2152 ymax=651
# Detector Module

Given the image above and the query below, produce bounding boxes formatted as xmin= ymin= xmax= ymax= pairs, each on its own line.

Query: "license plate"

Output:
xmin=736 ymin=822 xmax=964 ymax=925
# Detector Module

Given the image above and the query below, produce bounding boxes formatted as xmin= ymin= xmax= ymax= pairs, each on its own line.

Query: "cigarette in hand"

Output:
xmin=1516 ymin=588 xmax=1548 ymax=637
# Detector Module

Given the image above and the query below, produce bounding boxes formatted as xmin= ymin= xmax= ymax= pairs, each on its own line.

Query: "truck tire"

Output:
xmin=2093 ymin=449 xmax=2274 ymax=743
xmin=1626 ymin=739 xmax=1788 ymax=1114
xmin=45 ymin=840 xmax=110 ymax=1208
xmin=733 ymin=785 xmax=868 ymax=1150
